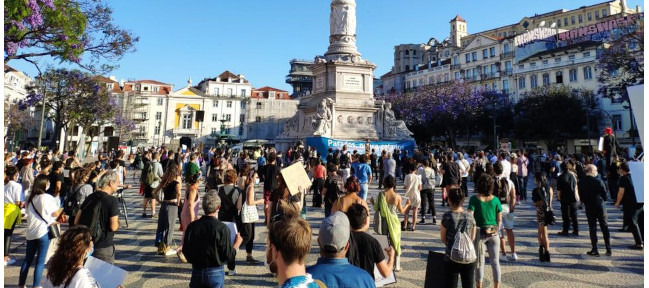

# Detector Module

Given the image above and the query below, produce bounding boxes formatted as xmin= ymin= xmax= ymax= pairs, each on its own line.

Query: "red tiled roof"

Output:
xmin=94 ymin=76 xmax=122 ymax=92
xmin=251 ymin=86 xmax=290 ymax=99
xmin=451 ymin=15 xmax=466 ymax=23
xmin=380 ymin=71 xmax=393 ymax=78
xmin=253 ymin=86 xmax=288 ymax=92
xmin=132 ymin=79 xmax=172 ymax=85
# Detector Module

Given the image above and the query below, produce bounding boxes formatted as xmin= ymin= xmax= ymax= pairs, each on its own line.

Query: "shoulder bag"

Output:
xmin=31 ymin=199 xmax=60 ymax=239
xmin=241 ymin=185 xmax=259 ymax=223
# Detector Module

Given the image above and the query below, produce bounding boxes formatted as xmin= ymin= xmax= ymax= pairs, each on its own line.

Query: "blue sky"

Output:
xmin=8 ymin=0 xmax=643 ymax=92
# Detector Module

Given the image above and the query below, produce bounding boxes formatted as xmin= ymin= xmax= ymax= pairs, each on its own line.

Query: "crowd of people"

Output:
xmin=3 ymin=132 xmax=643 ymax=287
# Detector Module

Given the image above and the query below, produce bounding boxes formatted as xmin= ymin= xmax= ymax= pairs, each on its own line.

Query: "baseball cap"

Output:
xmin=319 ymin=212 xmax=350 ymax=253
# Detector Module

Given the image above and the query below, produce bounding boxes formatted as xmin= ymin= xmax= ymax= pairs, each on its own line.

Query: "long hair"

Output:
xmin=159 ymin=163 xmax=180 ymax=189
xmin=244 ymin=169 xmax=257 ymax=188
xmin=72 ymin=168 xmax=92 ymax=188
xmin=27 ymin=174 xmax=49 ymax=204
xmin=46 ymin=226 xmax=92 ymax=286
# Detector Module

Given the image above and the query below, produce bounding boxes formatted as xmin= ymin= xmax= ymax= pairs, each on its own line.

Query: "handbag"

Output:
xmin=241 ymin=202 xmax=259 ymax=223
xmin=373 ymin=192 xmax=389 ymax=234
xmin=544 ymin=207 xmax=557 ymax=225
xmin=30 ymin=200 xmax=60 ymax=239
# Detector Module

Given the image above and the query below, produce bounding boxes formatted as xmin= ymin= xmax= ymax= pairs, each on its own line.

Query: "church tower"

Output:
xmin=450 ymin=15 xmax=467 ymax=47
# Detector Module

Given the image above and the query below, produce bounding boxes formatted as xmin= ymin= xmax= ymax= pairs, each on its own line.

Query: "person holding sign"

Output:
xmin=346 ymin=203 xmax=395 ymax=279
xmin=441 ymin=188 xmax=477 ymax=288
xmin=614 ymin=161 xmax=644 ymax=250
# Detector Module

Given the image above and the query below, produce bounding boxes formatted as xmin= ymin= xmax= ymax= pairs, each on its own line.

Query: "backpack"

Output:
xmin=135 ymin=155 xmax=144 ymax=170
xmin=473 ymin=161 xmax=485 ymax=182
xmin=496 ymin=177 xmax=509 ymax=204
xmin=77 ymin=193 xmax=104 ymax=243
xmin=142 ymin=162 xmax=157 ymax=187
xmin=63 ymin=185 xmax=85 ymax=216
xmin=218 ymin=186 xmax=239 ymax=222
xmin=450 ymin=216 xmax=477 ymax=264
xmin=339 ymin=152 xmax=350 ymax=169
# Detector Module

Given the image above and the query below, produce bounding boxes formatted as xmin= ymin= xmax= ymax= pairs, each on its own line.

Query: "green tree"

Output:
xmin=597 ymin=23 xmax=643 ymax=102
xmin=513 ymin=85 xmax=591 ymax=150
xmin=4 ymin=0 xmax=138 ymax=73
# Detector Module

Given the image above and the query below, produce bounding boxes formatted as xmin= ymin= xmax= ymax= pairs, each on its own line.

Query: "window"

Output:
xmin=530 ymin=62 xmax=536 ymax=68
xmin=240 ymin=114 xmax=245 ymax=123
xmin=214 ymin=88 xmax=219 ymax=96
xmin=241 ymin=89 xmax=246 ymax=97
xmin=466 ymin=69 xmax=472 ymax=78
xmin=155 ymin=112 xmax=162 ymax=120
xmin=256 ymin=102 xmax=263 ymax=109
xmin=602 ymin=9 xmax=607 ymax=17
xmin=212 ymin=113 xmax=218 ymax=122
xmin=490 ymin=64 xmax=497 ymax=76
xmin=465 ymin=53 xmax=471 ymax=63
xmin=542 ymin=73 xmax=550 ymax=85
xmin=492 ymin=83 xmax=498 ymax=91
xmin=213 ymin=100 xmax=218 ymax=107
xmin=518 ymin=77 xmax=526 ymax=89
xmin=483 ymin=49 xmax=488 ymax=59
xmin=583 ymin=52 xmax=591 ymax=57
xmin=557 ymin=20 xmax=561 ymax=28
xmin=255 ymin=116 xmax=261 ymax=123
xmin=595 ymin=11 xmax=600 ymax=19
xmin=564 ymin=18 xmax=568 ymax=26
xmin=555 ymin=57 xmax=561 ymax=63
xmin=157 ymin=98 xmax=163 ymax=106
xmin=228 ymin=88 xmax=233 ymax=96
xmin=504 ymin=43 xmax=510 ymax=53
xmin=453 ymin=55 xmax=459 ymax=65
xmin=455 ymin=72 xmax=460 ymax=80
xmin=413 ymin=50 xmax=416 ymax=55
xmin=239 ymin=126 xmax=243 ymax=136
xmin=182 ymin=113 xmax=193 ymax=129
xmin=571 ymin=16 xmax=575 ymax=24
xmin=225 ymin=114 xmax=231 ymax=121
xmin=569 ymin=69 xmax=578 ymax=82
xmin=490 ymin=47 xmax=496 ymax=57
xmin=503 ymin=31 xmax=507 ymax=37
xmin=211 ymin=127 xmax=218 ymax=135
xmin=502 ymin=79 xmax=509 ymax=92
xmin=154 ymin=126 xmax=161 ymax=135
xmin=568 ymin=55 xmax=576 ymax=60
xmin=518 ymin=64 xmax=524 ymax=69
xmin=483 ymin=66 xmax=488 ymax=76
xmin=472 ymin=52 xmax=477 ymax=61
xmin=153 ymin=86 xmax=158 ymax=93
xmin=555 ymin=71 xmax=563 ymax=84
xmin=583 ymin=66 xmax=593 ymax=80
xmin=612 ymin=115 xmax=622 ymax=131
xmin=505 ymin=61 xmax=512 ymax=72
xmin=587 ymin=12 xmax=592 ymax=21
xmin=227 ymin=101 xmax=232 ymax=108
xmin=405 ymin=50 xmax=409 ymax=55
xmin=578 ymin=14 xmax=583 ymax=23
xmin=542 ymin=59 xmax=548 ymax=65
xmin=241 ymin=101 xmax=246 ymax=109
xmin=530 ymin=75 xmax=538 ymax=88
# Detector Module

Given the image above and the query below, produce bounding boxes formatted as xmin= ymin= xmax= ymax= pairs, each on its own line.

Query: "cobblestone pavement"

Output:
xmin=4 ymin=167 xmax=644 ymax=287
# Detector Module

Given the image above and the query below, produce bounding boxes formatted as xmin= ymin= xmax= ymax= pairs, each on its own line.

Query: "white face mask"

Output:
xmin=254 ymin=178 xmax=260 ymax=185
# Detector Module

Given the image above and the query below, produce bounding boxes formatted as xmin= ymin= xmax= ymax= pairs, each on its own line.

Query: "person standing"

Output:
xmin=493 ymin=163 xmax=517 ymax=261
xmin=532 ymin=172 xmax=553 ymax=262
xmin=142 ymin=152 xmax=163 ymax=218
xmin=48 ymin=161 xmax=65 ymax=206
xmin=323 ymin=163 xmax=343 ymax=218
xmin=346 ymin=203 xmax=395 ymax=279
xmin=352 ymin=154 xmax=372 ymax=202
xmin=339 ymin=145 xmax=351 ymax=182
xmin=152 ymin=164 xmax=182 ymax=256
xmin=264 ymin=152 xmax=281 ymax=226
xmin=440 ymin=154 xmax=461 ymax=206
xmin=4 ymin=166 xmax=23 ymax=266
xmin=20 ymin=175 xmax=63 ymax=287
xmin=43 ymin=226 xmax=100 ymax=287
xmin=183 ymin=190 xmax=243 ymax=288
xmin=456 ymin=153 xmax=470 ymax=197
xmin=239 ymin=170 xmax=264 ymax=263
xmin=557 ymin=162 xmax=579 ymax=236
xmin=602 ymin=127 xmax=619 ymax=170
xmin=468 ymin=174 xmax=502 ymax=288
xmin=311 ymin=158 xmax=326 ymax=208
xmin=383 ymin=152 xmax=396 ymax=184
xmin=579 ymin=164 xmax=611 ymax=256
xmin=441 ymin=188 xmax=476 ymax=288
xmin=516 ymin=151 xmax=529 ymax=201
xmin=306 ymin=212 xmax=376 ymax=288
xmin=217 ymin=169 xmax=242 ymax=276
xmin=257 ymin=151 xmax=267 ymax=183
xmin=370 ymin=149 xmax=379 ymax=180
xmin=331 ymin=176 xmax=368 ymax=214
xmin=377 ymin=150 xmax=386 ymax=189
xmin=373 ymin=175 xmax=410 ymax=271
xmin=614 ymin=161 xmax=644 ymax=250
xmin=74 ymin=171 xmax=120 ymax=264
xmin=418 ymin=159 xmax=436 ymax=225
xmin=403 ymin=163 xmax=422 ymax=231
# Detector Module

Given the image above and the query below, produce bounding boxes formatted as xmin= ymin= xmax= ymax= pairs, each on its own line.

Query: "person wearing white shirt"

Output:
xmin=494 ymin=162 xmax=517 ymax=262
xmin=19 ymin=174 xmax=64 ymax=287
xmin=455 ymin=153 xmax=470 ymax=196
xmin=43 ymin=226 xmax=101 ymax=288
xmin=499 ymin=152 xmax=511 ymax=179
xmin=4 ymin=166 xmax=23 ymax=266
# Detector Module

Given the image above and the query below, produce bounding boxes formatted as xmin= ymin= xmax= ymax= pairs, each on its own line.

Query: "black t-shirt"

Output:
xmin=347 ymin=231 xmax=385 ymax=279
xmin=48 ymin=171 xmax=64 ymax=195
xmin=324 ymin=174 xmax=343 ymax=206
xmin=442 ymin=162 xmax=460 ymax=185
xmin=557 ymin=172 xmax=577 ymax=204
xmin=619 ymin=174 xmax=639 ymax=210
xmin=264 ymin=165 xmax=281 ymax=191
xmin=80 ymin=191 xmax=120 ymax=249
xmin=163 ymin=180 xmax=179 ymax=201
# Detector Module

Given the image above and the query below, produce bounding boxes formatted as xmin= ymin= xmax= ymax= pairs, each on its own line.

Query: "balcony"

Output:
xmin=172 ymin=128 xmax=199 ymax=137
xmin=131 ymin=113 xmax=149 ymax=121
xmin=285 ymin=75 xmax=313 ymax=84
xmin=132 ymin=98 xmax=150 ymax=106
xmin=502 ymin=69 xmax=513 ymax=76
xmin=451 ymin=64 xmax=461 ymax=70
xmin=500 ymin=51 xmax=515 ymax=60
xmin=131 ymin=128 xmax=148 ymax=139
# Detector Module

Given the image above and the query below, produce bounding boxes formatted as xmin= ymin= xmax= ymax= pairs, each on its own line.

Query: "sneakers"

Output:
xmin=157 ymin=243 xmax=169 ymax=255
xmin=586 ymin=250 xmax=600 ymax=257
xmin=606 ymin=249 xmax=612 ymax=256
xmin=246 ymin=256 xmax=261 ymax=264
xmin=419 ymin=219 xmax=426 ymax=225
xmin=4 ymin=258 xmax=16 ymax=266
xmin=629 ymin=244 xmax=644 ymax=250
xmin=507 ymin=253 xmax=518 ymax=261
xmin=142 ymin=213 xmax=147 ymax=218
xmin=227 ymin=269 xmax=237 ymax=276
xmin=165 ymin=249 xmax=177 ymax=256
xmin=432 ymin=217 xmax=437 ymax=225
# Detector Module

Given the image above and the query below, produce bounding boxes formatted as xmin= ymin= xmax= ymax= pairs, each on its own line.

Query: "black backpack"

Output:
xmin=77 ymin=193 xmax=104 ymax=243
xmin=340 ymin=153 xmax=350 ymax=169
xmin=218 ymin=186 xmax=239 ymax=222
xmin=496 ymin=177 xmax=509 ymax=204
xmin=63 ymin=185 xmax=86 ymax=216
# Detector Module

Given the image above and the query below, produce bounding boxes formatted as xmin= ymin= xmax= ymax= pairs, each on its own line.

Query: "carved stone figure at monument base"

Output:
xmin=281 ymin=113 xmax=300 ymax=137
xmin=313 ymin=98 xmax=333 ymax=136
xmin=383 ymin=102 xmax=413 ymax=139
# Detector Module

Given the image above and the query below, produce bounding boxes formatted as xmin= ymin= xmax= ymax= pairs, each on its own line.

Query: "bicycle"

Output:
xmin=115 ymin=188 xmax=129 ymax=228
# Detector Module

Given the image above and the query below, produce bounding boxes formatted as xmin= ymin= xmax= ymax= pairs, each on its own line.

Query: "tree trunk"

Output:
xmin=447 ymin=127 xmax=457 ymax=149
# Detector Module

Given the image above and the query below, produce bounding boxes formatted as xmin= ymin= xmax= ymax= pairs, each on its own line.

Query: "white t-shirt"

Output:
xmin=500 ymin=159 xmax=511 ymax=178
xmin=4 ymin=180 xmax=23 ymax=204
xmin=43 ymin=267 xmax=100 ymax=288
xmin=456 ymin=159 xmax=470 ymax=178
xmin=26 ymin=193 xmax=59 ymax=240
xmin=496 ymin=177 xmax=515 ymax=214
xmin=404 ymin=173 xmax=422 ymax=197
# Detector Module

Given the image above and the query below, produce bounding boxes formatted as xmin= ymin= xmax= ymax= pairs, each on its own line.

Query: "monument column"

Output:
xmin=325 ymin=0 xmax=360 ymax=57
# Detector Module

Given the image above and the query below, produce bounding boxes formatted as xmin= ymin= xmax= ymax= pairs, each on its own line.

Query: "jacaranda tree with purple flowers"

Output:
xmin=4 ymin=0 xmax=138 ymax=74
xmin=385 ymin=80 xmax=487 ymax=147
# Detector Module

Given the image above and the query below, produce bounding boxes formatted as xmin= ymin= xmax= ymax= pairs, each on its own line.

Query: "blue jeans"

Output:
xmin=357 ymin=183 xmax=369 ymax=201
xmin=19 ymin=234 xmax=50 ymax=287
xmin=190 ymin=266 xmax=225 ymax=288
